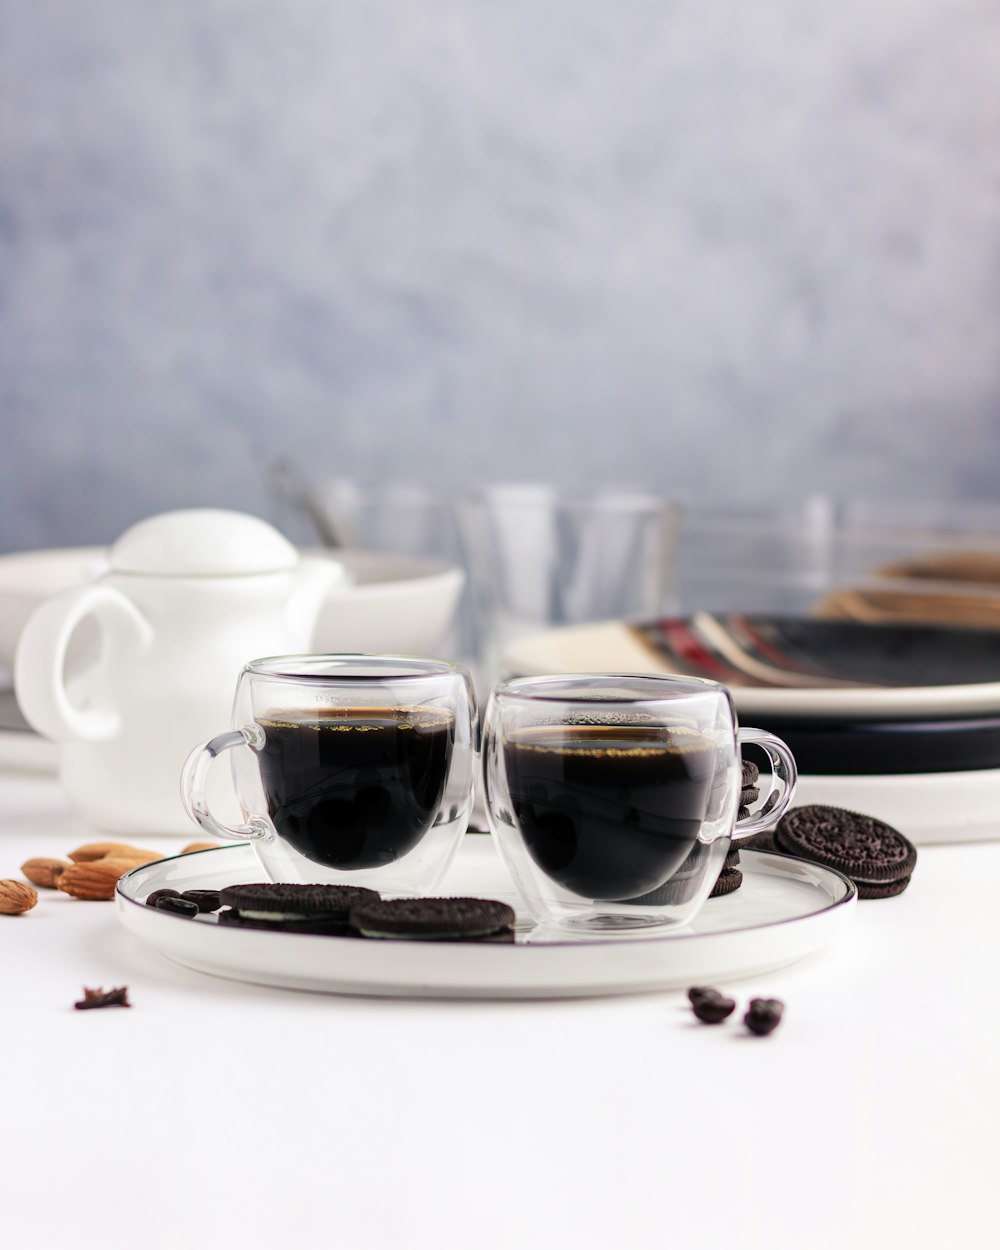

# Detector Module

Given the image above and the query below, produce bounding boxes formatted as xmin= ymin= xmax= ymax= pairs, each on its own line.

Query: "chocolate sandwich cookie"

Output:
xmin=773 ymin=805 xmax=917 ymax=899
xmin=856 ymin=875 xmax=912 ymax=899
xmin=700 ymin=843 xmax=744 ymax=901
xmin=350 ymin=897 xmax=516 ymax=941
xmin=217 ymin=909 xmax=360 ymax=935
xmin=145 ymin=888 xmax=181 ymax=909
xmin=708 ymin=845 xmax=742 ymax=897
xmin=154 ymin=896 xmax=200 ymax=917
xmin=219 ymin=882 xmax=381 ymax=933
xmin=739 ymin=755 xmax=760 ymax=823
xmin=738 ymin=829 xmax=776 ymax=850
xmin=709 ymin=866 xmax=743 ymax=897
xmin=740 ymin=757 xmax=760 ymax=817
xmin=623 ymin=840 xmax=712 ymax=906
xmin=180 ymin=889 xmax=222 ymax=914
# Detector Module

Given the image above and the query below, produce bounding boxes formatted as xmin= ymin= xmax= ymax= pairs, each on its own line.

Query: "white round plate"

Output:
xmin=502 ymin=616 xmax=1000 ymax=718
xmin=0 ymin=687 xmax=59 ymax=773
xmin=792 ymin=768 xmax=1000 ymax=845
xmin=116 ymin=837 xmax=856 ymax=1000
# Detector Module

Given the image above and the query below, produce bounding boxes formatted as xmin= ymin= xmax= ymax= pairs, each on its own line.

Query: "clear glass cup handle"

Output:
xmin=180 ymin=729 xmax=272 ymax=842
xmin=732 ymin=726 xmax=798 ymax=839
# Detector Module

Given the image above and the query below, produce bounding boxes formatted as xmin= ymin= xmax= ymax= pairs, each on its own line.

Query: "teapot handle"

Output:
xmin=14 ymin=585 xmax=152 ymax=743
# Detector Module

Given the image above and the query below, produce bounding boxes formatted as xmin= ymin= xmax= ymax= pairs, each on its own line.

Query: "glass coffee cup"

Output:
xmin=482 ymin=673 xmax=796 ymax=931
xmin=181 ymin=655 xmax=477 ymax=891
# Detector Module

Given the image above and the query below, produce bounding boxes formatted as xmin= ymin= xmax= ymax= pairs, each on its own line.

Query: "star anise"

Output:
xmin=73 ymin=985 xmax=131 ymax=1010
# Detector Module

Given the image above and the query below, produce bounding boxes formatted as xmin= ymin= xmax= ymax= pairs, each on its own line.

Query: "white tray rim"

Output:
xmin=115 ymin=843 xmax=857 ymax=1000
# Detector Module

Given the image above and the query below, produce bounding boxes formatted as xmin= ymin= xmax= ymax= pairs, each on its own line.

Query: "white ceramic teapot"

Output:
xmin=14 ymin=509 xmax=346 ymax=835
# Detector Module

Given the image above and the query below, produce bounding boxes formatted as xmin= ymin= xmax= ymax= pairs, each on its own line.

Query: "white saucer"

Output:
xmin=0 ymin=687 xmax=58 ymax=773
xmin=116 ymin=837 xmax=856 ymax=1000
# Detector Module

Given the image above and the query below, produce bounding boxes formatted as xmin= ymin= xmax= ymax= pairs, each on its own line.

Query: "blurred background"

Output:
xmin=2 ymin=0 xmax=1000 ymax=554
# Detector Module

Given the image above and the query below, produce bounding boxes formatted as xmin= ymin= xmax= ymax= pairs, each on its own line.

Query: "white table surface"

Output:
xmin=1 ymin=769 xmax=997 ymax=1250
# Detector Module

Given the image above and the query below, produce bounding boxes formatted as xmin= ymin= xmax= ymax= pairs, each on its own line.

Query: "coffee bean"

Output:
xmin=690 ymin=989 xmax=736 ymax=1024
xmin=744 ymin=997 xmax=784 ymax=1036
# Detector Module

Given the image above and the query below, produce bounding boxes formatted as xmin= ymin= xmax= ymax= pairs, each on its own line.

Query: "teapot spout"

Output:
xmin=286 ymin=555 xmax=347 ymax=646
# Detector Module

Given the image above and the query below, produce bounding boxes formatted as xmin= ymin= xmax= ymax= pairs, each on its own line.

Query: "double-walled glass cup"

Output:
xmin=483 ymin=673 xmax=796 ymax=931
xmin=182 ymin=655 xmax=477 ymax=891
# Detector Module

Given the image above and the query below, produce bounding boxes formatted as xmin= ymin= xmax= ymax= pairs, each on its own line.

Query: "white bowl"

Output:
xmin=313 ymin=549 xmax=464 ymax=655
xmin=0 ymin=546 xmax=464 ymax=669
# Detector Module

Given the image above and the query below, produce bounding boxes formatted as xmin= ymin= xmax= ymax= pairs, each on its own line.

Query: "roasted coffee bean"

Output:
xmin=153 ymin=895 xmax=200 ymax=918
xmin=145 ymin=889 xmax=181 ymax=909
xmin=744 ymin=997 xmax=784 ymax=1036
xmin=181 ymin=889 xmax=222 ymax=913
xmin=690 ymin=989 xmax=736 ymax=1024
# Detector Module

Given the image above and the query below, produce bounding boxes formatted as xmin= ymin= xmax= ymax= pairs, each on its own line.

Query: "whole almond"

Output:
xmin=21 ymin=857 xmax=71 ymax=888
xmin=68 ymin=842 xmax=161 ymax=865
xmin=57 ymin=859 xmax=138 ymax=901
xmin=182 ymin=841 xmax=218 ymax=854
xmin=0 ymin=879 xmax=39 ymax=914
xmin=96 ymin=850 xmax=163 ymax=868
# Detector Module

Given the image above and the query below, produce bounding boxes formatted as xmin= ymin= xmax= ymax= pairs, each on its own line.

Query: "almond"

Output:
xmin=21 ymin=857 xmax=71 ymax=888
xmin=57 ymin=859 xmax=139 ymax=901
xmin=181 ymin=841 xmax=218 ymax=854
xmin=68 ymin=841 xmax=162 ymax=865
xmin=97 ymin=850 xmax=163 ymax=868
xmin=0 ymin=879 xmax=39 ymax=914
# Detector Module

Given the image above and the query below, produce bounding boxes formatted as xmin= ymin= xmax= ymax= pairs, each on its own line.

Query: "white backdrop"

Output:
xmin=2 ymin=0 xmax=1000 ymax=551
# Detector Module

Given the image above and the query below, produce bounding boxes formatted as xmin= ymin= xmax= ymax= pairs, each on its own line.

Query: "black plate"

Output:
xmin=630 ymin=615 xmax=1000 ymax=720
xmin=741 ymin=713 xmax=1000 ymax=775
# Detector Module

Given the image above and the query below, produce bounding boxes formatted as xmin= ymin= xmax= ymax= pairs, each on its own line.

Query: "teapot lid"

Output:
xmin=109 ymin=509 xmax=300 ymax=576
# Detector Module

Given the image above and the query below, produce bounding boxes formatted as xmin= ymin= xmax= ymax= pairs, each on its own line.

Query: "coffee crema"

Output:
xmin=256 ymin=707 xmax=454 ymax=870
xmin=503 ymin=723 xmax=717 ymax=900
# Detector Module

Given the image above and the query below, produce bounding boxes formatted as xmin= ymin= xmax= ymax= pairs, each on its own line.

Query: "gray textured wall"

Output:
xmin=2 ymin=1 xmax=1000 ymax=553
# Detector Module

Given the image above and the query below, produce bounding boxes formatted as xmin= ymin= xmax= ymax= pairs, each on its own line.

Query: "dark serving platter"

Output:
xmin=630 ymin=614 xmax=1000 ymax=721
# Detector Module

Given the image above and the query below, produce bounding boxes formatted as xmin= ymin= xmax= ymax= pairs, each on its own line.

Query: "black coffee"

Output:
xmin=257 ymin=707 xmax=454 ymax=869
xmin=503 ymin=724 xmax=717 ymax=900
